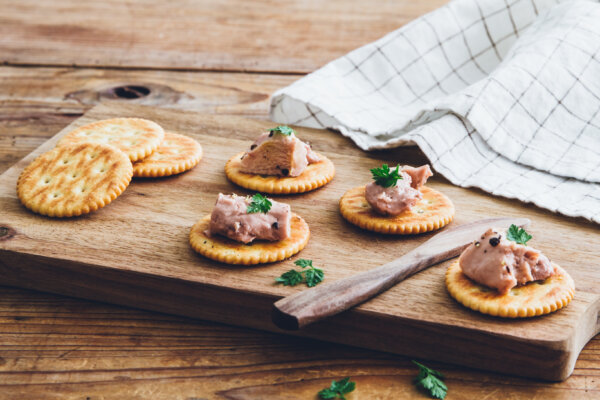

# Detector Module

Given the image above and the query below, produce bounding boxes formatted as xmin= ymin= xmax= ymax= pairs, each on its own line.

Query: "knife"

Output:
xmin=272 ymin=217 xmax=530 ymax=330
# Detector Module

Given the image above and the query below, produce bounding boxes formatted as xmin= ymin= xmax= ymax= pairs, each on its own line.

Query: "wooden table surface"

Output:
xmin=1 ymin=1 xmax=599 ymax=398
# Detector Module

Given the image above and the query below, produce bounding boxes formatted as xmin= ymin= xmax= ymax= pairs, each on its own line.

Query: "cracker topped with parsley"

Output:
xmin=189 ymin=193 xmax=310 ymax=265
xmin=339 ymin=164 xmax=454 ymax=234
xmin=225 ymin=125 xmax=334 ymax=194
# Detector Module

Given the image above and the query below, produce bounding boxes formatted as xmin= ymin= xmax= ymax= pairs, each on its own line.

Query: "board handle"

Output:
xmin=272 ymin=249 xmax=449 ymax=330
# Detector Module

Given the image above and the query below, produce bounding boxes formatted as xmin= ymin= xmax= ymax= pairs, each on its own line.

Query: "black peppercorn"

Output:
xmin=281 ymin=168 xmax=289 ymax=176
xmin=250 ymin=144 xmax=257 ymax=150
xmin=489 ymin=237 xmax=500 ymax=247
xmin=272 ymin=222 xmax=278 ymax=229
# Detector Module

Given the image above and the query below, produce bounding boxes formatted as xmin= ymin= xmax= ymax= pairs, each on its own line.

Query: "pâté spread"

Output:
xmin=459 ymin=227 xmax=555 ymax=294
xmin=239 ymin=126 xmax=319 ymax=177
xmin=365 ymin=164 xmax=432 ymax=216
xmin=207 ymin=193 xmax=291 ymax=244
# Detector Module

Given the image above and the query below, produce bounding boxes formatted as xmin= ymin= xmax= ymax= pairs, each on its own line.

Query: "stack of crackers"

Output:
xmin=16 ymin=118 xmax=202 ymax=217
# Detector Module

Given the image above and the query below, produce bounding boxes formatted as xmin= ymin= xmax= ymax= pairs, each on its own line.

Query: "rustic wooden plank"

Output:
xmin=1 ymin=286 xmax=599 ymax=399
xmin=1 ymin=102 xmax=599 ymax=381
xmin=0 ymin=71 xmax=598 ymax=396
xmin=0 ymin=66 xmax=299 ymax=172
xmin=0 ymin=0 xmax=448 ymax=73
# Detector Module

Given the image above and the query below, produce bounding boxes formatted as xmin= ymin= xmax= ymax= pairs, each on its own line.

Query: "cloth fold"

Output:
xmin=270 ymin=0 xmax=600 ymax=224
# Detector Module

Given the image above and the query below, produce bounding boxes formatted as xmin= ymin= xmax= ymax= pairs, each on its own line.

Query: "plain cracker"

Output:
xmin=189 ymin=213 xmax=310 ymax=265
xmin=17 ymin=143 xmax=133 ymax=217
xmin=133 ymin=132 xmax=202 ymax=177
xmin=445 ymin=260 xmax=575 ymax=318
xmin=225 ymin=152 xmax=335 ymax=194
xmin=58 ymin=118 xmax=165 ymax=162
xmin=339 ymin=185 xmax=454 ymax=234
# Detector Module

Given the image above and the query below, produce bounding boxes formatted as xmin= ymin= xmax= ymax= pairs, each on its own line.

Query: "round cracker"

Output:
xmin=445 ymin=260 xmax=575 ymax=318
xmin=58 ymin=118 xmax=165 ymax=162
xmin=17 ymin=143 xmax=132 ymax=217
xmin=133 ymin=132 xmax=202 ymax=178
xmin=225 ymin=152 xmax=335 ymax=194
xmin=339 ymin=185 xmax=454 ymax=234
xmin=189 ymin=213 xmax=310 ymax=265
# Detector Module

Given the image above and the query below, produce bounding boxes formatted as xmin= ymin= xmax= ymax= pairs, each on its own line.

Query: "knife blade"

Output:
xmin=272 ymin=217 xmax=530 ymax=330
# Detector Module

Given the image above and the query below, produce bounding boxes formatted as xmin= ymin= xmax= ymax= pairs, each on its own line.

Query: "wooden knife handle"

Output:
xmin=272 ymin=248 xmax=456 ymax=330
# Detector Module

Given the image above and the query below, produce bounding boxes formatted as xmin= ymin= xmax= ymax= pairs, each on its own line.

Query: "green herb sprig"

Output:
xmin=370 ymin=164 xmax=403 ymax=187
xmin=246 ymin=193 xmax=272 ymax=214
xmin=318 ymin=377 xmax=356 ymax=400
xmin=268 ymin=125 xmax=295 ymax=136
xmin=275 ymin=259 xmax=324 ymax=287
xmin=412 ymin=360 xmax=447 ymax=399
xmin=506 ymin=224 xmax=532 ymax=245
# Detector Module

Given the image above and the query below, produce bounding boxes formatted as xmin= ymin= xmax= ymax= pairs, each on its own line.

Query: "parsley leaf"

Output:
xmin=268 ymin=125 xmax=295 ymax=136
xmin=370 ymin=164 xmax=403 ymax=187
xmin=412 ymin=361 xmax=447 ymax=400
xmin=318 ymin=377 xmax=356 ymax=400
xmin=294 ymin=259 xmax=313 ymax=268
xmin=305 ymin=267 xmax=324 ymax=287
xmin=275 ymin=270 xmax=303 ymax=286
xmin=275 ymin=259 xmax=324 ymax=287
xmin=506 ymin=224 xmax=532 ymax=245
xmin=246 ymin=193 xmax=272 ymax=214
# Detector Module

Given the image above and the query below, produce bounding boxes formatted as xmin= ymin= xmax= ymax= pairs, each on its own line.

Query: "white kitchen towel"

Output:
xmin=270 ymin=0 xmax=600 ymax=224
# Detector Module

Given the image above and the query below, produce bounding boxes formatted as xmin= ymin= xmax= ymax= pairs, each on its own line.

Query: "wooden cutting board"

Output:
xmin=1 ymin=103 xmax=598 ymax=381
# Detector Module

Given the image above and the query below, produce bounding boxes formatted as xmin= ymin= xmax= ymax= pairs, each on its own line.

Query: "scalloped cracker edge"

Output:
xmin=225 ymin=152 xmax=334 ymax=194
xmin=189 ymin=213 xmax=310 ymax=265
xmin=17 ymin=143 xmax=133 ymax=217
xmin=58 ymin=117 xmax=165 ymax=162
xmin=339 ymin=185 xmax=454 ymax=234
xmin=133 ymin=132 xmax=202 ymax=178
xmin=445 ymin=260 xmax=575 ymax=318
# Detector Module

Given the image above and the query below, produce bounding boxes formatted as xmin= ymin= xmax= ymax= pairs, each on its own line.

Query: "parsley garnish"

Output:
xmin=370 ymin=164 xmax=403 ymax=187
xmin=412 ymin=361 xmax=447 ymax=400
xmin=318 ymin=377 xmax=356 ymax=400
xmin=275 ymin=259 xmax=324 ymax=287
xmin=268 ymin=125 xmax=295 ymax=136
xmin=246 ymin=193 xmax=272 ymax=214
xmin=506 ymin=224 xmax=532 ymax=245
xmin=275 ymin=269 xmax=303 ymax=286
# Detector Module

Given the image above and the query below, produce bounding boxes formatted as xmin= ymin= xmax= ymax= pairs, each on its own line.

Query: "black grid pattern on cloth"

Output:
xmin=272 ymin=0 xmax=550 ymax=132
xmin=270 ymin=0 xmax=600 ymax=223
xmin=407 ymin=115 xmax=600 ymax=223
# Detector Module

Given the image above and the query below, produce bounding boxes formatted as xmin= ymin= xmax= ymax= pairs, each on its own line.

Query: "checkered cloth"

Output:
xmin=270 ymin=0 xmax=600 ymax=224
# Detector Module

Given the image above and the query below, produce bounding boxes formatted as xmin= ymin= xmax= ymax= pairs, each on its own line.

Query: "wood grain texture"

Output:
xmin=0 ymin=0 xmax=448 ymax=73
xmin=1 ymin=103 xmax=599 ymax=381
xmin=3 ymin=286 xmax=600 ymax=400
xmin=2 ymin=0 xmax=600 ymax=394
xmin=0 ymin=66 xmax=297 ymax=172
xmin=1 ymin=74 xmax=599 ymax=398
